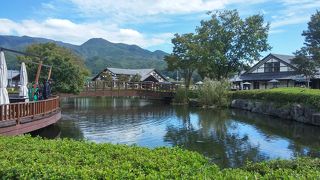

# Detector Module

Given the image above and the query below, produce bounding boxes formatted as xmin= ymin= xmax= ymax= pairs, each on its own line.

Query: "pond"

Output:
xmin=33 ymin=97 xmax=320 ymax=168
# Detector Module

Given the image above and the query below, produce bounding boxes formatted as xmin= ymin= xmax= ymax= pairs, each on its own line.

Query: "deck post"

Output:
xmin=17 ymin=104 xmax=20 ymax=124
xmin=32 ymin=102 xmax=35 ymax=119
xmin=0 ymin=105 xmax=2 ymax=121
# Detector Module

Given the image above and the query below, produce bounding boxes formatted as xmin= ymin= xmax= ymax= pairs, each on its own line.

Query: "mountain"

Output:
xmin=0 ymin=35 xmax=168 ymax=74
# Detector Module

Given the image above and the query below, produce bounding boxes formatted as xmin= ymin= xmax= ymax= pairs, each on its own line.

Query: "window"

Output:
xmin=264 ymin=62 xmax=280 ymax=72
xmin=253 ymin=82 xmax=259 ymax=89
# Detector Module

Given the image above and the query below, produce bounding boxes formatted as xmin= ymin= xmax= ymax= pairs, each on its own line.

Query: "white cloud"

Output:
xmin=0 ymin=18 xmax=173 ymax=48
xmin=70 ymin=0 xmax=224 ymax=16
xmin=270 ymin=0 xmax=320 ymax=31
xmin=1 ymin=0 xmax=319 ymax=51
xmin=68 ymin=0 xmax=268 ymax=23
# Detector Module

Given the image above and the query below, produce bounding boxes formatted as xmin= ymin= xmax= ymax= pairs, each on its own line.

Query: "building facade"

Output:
xmin=7 ymin=70 xmax=20 ymax=87
xmin=232 ymin=54 xmax=320 ymax=90
xmin=92 ymin=68 xmax=168 ymax=83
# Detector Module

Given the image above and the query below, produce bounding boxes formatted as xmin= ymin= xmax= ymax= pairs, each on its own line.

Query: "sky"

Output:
xmin=0 ymin=0 xmax=319 ymax=55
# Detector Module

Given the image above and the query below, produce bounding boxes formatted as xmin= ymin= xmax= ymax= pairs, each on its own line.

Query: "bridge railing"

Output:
xmin=0 ymin=96 xmax=60 ymax=122
xmin=84 ymin=81 xmax=179 ymax=92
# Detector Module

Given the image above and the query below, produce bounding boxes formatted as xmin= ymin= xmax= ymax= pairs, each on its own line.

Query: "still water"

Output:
xmin=33 ymin=97 xmax=320 ymax=168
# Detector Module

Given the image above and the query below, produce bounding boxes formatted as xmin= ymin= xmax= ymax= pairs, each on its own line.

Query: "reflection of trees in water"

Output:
xmin=231 ymin=109 xmax=320 ymax=157
xmin=31 ymin=120 xmax=85 ymax=140
xmin=29 ymin=124 xmax=61 ymax=139
xmin=165 ymin=107 xmax=267 ymax=168
xmin=58 ymin=97 xmax=320 ymax=167
xmin=57 ymin=120 xmax=84 ymax=140
xmin=61 ymin=97 xmax=161 ymax=112
xmin=61 ymin=97 xmax=175 ymax=136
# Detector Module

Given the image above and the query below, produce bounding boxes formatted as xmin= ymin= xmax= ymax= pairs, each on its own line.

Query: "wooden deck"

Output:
xmin=0 ymin=96 xmax=61 ymax=135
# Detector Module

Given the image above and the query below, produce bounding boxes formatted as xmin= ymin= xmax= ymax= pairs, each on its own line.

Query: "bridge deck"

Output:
xmin=65 ymin=81 xmax=177 ymax=99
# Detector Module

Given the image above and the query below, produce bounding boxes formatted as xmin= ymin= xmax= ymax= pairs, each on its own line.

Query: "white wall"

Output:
xmin=251 ymin=58 xmax=294 ymax=73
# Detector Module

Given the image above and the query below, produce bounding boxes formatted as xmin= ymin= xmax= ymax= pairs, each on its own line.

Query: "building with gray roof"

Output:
xmin=231 ymin=53 xmax=320 ymax=90
xmin=92 ymin=67 xmax=168 ymax=83
xmin=7 ymin=70 xmax=20 ymax=87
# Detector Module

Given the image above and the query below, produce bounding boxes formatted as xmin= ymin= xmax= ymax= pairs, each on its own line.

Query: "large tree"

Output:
xmin=196 ymin=10 xmax=271 ymax=80
xmin=292 ymin=11 xmax=320 ymax=88
xmin=164 ymin=33 xmax=200 ymax=89
xmin=291 ymin=48 xmax=317 ymax=88
xmin=302 ymin=11 xmax=320 ymax=61
xmin=130 ymin=73 xmax=142 ymax=82
xmin=19 ymin=43 xmax=89 ymax=94
xmin=100 ymin=71 xmax=113 ymax=82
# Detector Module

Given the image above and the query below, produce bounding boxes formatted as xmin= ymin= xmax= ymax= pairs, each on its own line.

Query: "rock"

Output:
xmin=231 ymin=99 xmax=320 ymax=126
xmin=312 ymin=113 xmax=320 ymax=126
xmin=189 ymin=99 xmax=201 ymax=107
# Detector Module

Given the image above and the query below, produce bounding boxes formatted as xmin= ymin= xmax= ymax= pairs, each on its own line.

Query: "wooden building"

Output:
xmin=7 ymin=70 xmax=20 ymax=87
xmin=92 ymin=68 xmax=168 ymax=83
xmin=231 ymin=54 xmax=320 ymax=89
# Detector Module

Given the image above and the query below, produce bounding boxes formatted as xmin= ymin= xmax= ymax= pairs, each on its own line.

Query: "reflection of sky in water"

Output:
xmin=39 ymin=97 xmax=320 ymax=167
xmin=228 ymin=121 xmax=293 ymax=159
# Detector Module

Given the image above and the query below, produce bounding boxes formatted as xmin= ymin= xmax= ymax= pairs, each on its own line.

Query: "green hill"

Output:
xmin=0 ymin=35 xmax=168 ymax=75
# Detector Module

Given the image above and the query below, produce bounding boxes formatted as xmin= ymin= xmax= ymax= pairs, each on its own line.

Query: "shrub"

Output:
xmin=231 ymin=88 xmax=320 ymax=109
xmin=197 ymin=79 xmax=230 ymax=107
xmin=173 ymin=87 xmax=188 ymax=104
xmin=0 ymin=136 xmax=319 ymax=179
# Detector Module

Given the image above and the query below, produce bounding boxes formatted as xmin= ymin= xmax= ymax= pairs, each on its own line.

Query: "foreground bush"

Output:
xmin=0 ymin=136 xmax=319 ymax=179
xmin=231 ymin=87 xmax=320 ymax=109
xmin=197 ymin=79 xmax=230 ymax=107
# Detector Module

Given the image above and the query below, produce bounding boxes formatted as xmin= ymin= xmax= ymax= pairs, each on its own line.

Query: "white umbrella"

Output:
xmin=0 ymin=51 xmax=9 ymax=105
xmin=268 ymin=79 xmax=279 ymax=83
xmin=19 ymin=62 xmax=29 ymax=101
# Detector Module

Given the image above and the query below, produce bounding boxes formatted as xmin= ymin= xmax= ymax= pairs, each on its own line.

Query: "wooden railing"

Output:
xmin=0 ymin=96 xmax=60 ymax=122
xmin=85 ymin=81 xmax=179 ymax=92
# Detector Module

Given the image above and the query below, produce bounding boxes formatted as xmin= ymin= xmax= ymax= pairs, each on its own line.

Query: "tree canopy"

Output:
xmin=197 ymin=10 xmax=271 ymax=80
xmin=118 ymin=74 xmax=130 ymax=83
xmin=19 ymin=43 xmax=89 ymax=94
xmin=302 ymin=11 xmax=320 ymax=62
xmin=165 ymin=33 xmax=200 ymax=89
xmin=100 ymin=71 xmax=113 ymax=82
xmin=292 ymin=11 xmax=320 ymax=87
xmin=165 ymin=10 xmax=271 ymax=87
xmin=130 ymin=74 xmax=142 ymax=82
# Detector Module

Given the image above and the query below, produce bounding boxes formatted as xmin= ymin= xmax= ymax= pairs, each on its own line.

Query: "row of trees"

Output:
xmin=165 ymin=10 xmax=271 ymax=88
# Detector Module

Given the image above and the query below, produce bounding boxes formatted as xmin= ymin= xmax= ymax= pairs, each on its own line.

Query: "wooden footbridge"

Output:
xmin=0 ymin=82 xmax=176 ymax=136
xmin=62 ymin=81 xmax=177 ymax=100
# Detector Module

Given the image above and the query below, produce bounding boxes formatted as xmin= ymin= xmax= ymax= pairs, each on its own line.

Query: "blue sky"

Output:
xmin=0 ymin=0 xmax=319 ymax=56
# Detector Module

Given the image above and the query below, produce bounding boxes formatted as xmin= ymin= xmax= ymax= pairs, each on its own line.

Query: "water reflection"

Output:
xmin=34 ymin=97 xmax=320 ymax=167
xmin=165 ymin=107 xmax=267 ymax=167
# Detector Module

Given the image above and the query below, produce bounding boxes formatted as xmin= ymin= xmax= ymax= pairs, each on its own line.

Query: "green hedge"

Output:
xmin=0 ymin=136 xmax=319 ymax=179
xmin=231 ymin=88 xmax=320 ymax=109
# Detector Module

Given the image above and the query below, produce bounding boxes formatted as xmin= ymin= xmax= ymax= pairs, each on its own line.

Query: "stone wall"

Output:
xmin=231 ymin=99 xmax=320 ymax=126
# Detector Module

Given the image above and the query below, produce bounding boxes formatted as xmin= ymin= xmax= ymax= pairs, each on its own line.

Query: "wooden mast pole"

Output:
xmin=35 ymin=61 xmax=43 ymax=86
xmin=47 ymin=66 xmax=52 ymax=81
xmin=31 ymin=61 xmax=43 ymax=101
